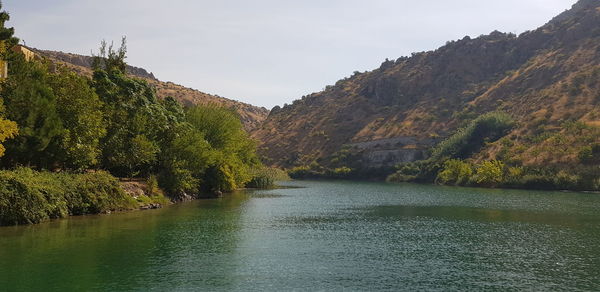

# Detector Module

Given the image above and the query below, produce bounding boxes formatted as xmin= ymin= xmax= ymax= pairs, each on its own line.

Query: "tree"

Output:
xmin=159 ymin=125 xmax=212 ymax=195
xmin=2 ymin=57 xmax=106 ymax=170
xmin=431 ymin=112 xmax=515 ymax=160
xmin=91 ymin=47 xmax=173 ymax=176
xmin=1 ymin=57 xmax=64 ymax=167
xmin=0 ymin=2 xmax=19 ymax=158
xmin=92 ymin=37 xmax=127 ymax=73
xmin=0 ymin=2 xmax=19 ymax=49
xmin=48 ymin=67 xmax=106 ymax=169
xmin=185 ymin=106 xmax=259 ymax=192
xmin=474 ymin=160 xmax=505 ymax=187
xmin=436 ymin=159 xmax=473 ymax=186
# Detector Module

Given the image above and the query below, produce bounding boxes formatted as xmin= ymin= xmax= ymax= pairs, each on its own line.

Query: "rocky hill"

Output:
xmin=33 ymin=49 xmax=269 ymax=131
xmin=253 ymin=0 xmax=600 ymax=170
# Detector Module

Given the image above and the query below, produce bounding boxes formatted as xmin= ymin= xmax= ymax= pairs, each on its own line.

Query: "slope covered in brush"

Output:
xmin=253 ymin=0 xmax=600 ymax=180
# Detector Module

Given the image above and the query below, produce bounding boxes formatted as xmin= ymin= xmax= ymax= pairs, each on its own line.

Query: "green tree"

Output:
xmin=92 ymin=46 xmax=175 ymax=176
xmin=436 ymin=159 xmax=473 ymax=185
xmin=48 ymin=67 xmax=106 ymax=169
xmin=1 ymin=57 xmax=64 ymax=168
xmin=431 ymin=112 xmax=515 ymax=160
xmin=185 ymin=106 xmax=259 ymax=192
xmin=0 ymin=4 xmax=30 ymax=160
xmin=92 ymin=37 xmax=127 ymax=73
xmin=0 ymin=2 xmax=19 ymax=49
xmin=474 ymin=160 xmax=505 ymax=187
xmin=159 ymin=125 xmax=212 ymax=195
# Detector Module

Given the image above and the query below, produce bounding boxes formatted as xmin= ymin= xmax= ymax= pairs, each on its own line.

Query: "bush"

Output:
xmin=387 ymin=160 xmax=443 ymax=183
xmin=288 ymin=165 xmax=322 ymax=179
xmin=331 ymin=166 xmax=353 ymax=177
xmin=0 ymin=168 xmax=136 ymax=225
xmin=386 ymin=172 xmax=417 ymax=183
xmin=517 ymin=174 xmax=557 ymax=190
xmin=579 ymin=143 xmax=600 ymax=164
xmin=431 ymin=112 xmax=515 ymax=160
xmin=436 ymin=159 xmax=473 ymax=186
xmin=473 ymin=160 xmax=505 ymax=187
xmin=63 ymin=171 xmax=137 ymax=215
xmin=146 ymin=174 xmax=160 ymax=196
xmin=246 ymin=167 xmax=289 ymax=189
xmin=553 ymin=170 xmax=580 ymax=190
xmin=0 ymin=168 xmax=67 ymax=225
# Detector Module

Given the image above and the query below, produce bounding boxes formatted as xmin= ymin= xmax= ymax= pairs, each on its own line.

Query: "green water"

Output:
xmin=1 ymin=180 xmax=600 ymax=291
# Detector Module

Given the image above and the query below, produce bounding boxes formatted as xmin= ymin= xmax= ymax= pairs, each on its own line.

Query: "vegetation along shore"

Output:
xmin=0 ymin=3 xmax=286 ymax=226
xmin=1 ymin=0 xmax=599 ymax=226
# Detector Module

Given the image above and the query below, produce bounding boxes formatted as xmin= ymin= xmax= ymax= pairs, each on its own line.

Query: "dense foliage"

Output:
xmin=385 ymin=112 xmax=600 ymax=191
xmin=246 ymin=167 xmax=290 ymax=189
xmin=0 ymin=3 xmax=18 ymax=158
xmin=0 ymin=168 xmax=137 ymax=225
xmin=430 ymin=112 xmax=515 ymax=161
xmin=0 ymin=5 xmax=268 ymax=225
xmin=160 ymin=106 xmax=261 ymax=196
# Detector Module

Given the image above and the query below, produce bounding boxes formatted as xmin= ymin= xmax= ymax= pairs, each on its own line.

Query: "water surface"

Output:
xmin=1 ymin=180 xmax=599 ymax=291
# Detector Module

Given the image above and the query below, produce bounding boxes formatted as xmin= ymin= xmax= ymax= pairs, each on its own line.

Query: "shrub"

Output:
xmin=503 ymin=166 xmax=524 ymax=186
xmin=554 ymin=170 xmax=580 ymax=190
xmin=517 ymin=174 xmax=556 ymax=190
xmin=0 ymin=168 xmax=67 ymax=225
xmin=288 ymin=163 xmax=326 ymax=179
xmin=0 ymin=168 xmax=136 ymax=225
xmin=146 ymin=174 xmax=160 ymax=196
xmin=63 ymin=171 xmax=137 ymax=215
xmin=431 ymin=112 xmax=515 ymax=160
xmin=473 ymin=160 xmax=505 ymax=187
xmin=579 ymin=143 xmax=600 ymax=164
xmin=386 ymin=172 xmax=417 ymax=183
xmin=246 ymin=167 xmax=288 ymax=189
xmin=387 ymin=162 xmax=421 ymax=182
xmin=436 ymin=159 xmax=473 ymax=186
xmin=332 ymin=167 xmax=353 ymax=177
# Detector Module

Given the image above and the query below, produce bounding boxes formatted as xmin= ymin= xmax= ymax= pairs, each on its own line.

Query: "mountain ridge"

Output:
xmin=252 ymin=0 xmax=600 ymax=171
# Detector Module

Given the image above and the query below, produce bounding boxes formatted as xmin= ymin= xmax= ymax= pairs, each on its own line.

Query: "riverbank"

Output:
xmin=0 ymin=167 xmax=288 ymax=226
xmin=289 ymin=170 xmax=600 ymax=193
xmin=289 ymin=161 xmax=600 ymax=192
xmin=0 ymin=168 xmax=172 ymax=226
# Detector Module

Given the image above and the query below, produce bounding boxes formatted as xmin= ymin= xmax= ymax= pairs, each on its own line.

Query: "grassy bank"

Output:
xmin=0 ymin=168 xmax=169 ymax=226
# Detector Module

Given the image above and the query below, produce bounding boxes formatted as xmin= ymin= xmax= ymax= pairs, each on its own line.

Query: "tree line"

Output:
xmin=0 ymin=4 xmax=266 ymax=200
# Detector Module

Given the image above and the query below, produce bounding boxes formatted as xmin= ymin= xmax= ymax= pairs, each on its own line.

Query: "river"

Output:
xmin=1 ymin=180 xmax=599 ymax=291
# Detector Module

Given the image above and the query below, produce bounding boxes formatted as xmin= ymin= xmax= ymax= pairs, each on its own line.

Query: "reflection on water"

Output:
xmin=1 ymin=181 xmax=599 ymax=291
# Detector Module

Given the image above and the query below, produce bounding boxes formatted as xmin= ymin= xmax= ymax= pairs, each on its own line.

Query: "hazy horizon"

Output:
xmin=4 ymin=0 xmax=577 ymax=108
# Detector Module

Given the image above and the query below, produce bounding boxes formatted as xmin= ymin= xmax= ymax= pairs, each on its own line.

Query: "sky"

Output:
xmin=4 ymin=0 xmax=577 ymax=108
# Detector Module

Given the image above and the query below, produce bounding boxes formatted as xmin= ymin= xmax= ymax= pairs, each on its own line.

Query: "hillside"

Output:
xmin=33 ymin=49 xmax=269 ymax=131
xmin=253 ymin=0 xmax=600 ymax=174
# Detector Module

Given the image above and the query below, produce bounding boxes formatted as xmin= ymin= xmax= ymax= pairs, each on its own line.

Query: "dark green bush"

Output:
xmin=0 ymin=168 xmax=67 ymax=225
xmin=431 ymin=112 xmax=515 ymax=160
xmin=63 ymin=171 xmax=137 ymax=215
xmin=246 ymin=167 xmax=290 ymax=189
xmin=515 ymin=174 xmax=557 ymax=190
xmin=578 ymin=143 xmax=600 ymax=164
xmin=0 ymin=168 xmax=136 ymax=225
xmin=288 ymin=165 xmax=322 ymax=179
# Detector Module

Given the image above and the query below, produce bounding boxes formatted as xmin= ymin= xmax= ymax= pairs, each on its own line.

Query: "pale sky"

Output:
xmin=4 ymin=0 xmax=577 ymax=108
